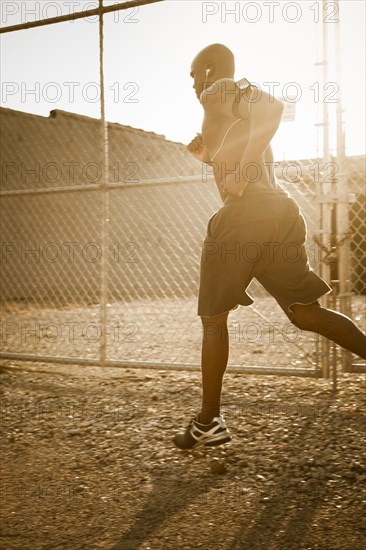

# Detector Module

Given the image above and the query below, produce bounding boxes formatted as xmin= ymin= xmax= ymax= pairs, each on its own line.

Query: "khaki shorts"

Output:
xmin=198 ymin=185 xmax=331 ymax=320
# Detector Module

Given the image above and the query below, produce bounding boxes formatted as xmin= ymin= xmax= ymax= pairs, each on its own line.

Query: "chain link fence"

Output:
xmin=1 ymin=0 xmax=365 ymax=377
xmin=2 ymin=148 xmax=364 ymax=374
xmin=347 ymin=157 xmax=366 ymax=295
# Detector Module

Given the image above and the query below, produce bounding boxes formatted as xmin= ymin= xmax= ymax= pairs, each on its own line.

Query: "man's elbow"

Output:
xmin=274 ymin=98 xmax=284 ymax=115
xmin=252 ymin=94 xmax=284 ymax=122
xmin=271 ymin=100 xmax=284 ymax=126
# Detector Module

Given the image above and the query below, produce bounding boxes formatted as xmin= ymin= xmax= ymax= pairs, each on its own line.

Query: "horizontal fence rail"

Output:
xmin=0 ymin=0 xmax=165 ymax=34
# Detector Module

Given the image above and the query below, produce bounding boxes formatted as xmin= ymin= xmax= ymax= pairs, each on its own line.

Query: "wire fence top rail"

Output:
xmin=0 ymin=0 xmax=165 ymax=34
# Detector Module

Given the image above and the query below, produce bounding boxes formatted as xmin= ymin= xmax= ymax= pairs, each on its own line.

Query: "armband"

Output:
xmin=232 ymin=77 xmax=254 ymax=119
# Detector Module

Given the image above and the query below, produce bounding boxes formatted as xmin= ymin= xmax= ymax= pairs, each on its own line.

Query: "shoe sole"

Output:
xmin=203 ymin=435 xmax=232 ymax=447
xmin=173 ymin=435 xmax=231 ymax=450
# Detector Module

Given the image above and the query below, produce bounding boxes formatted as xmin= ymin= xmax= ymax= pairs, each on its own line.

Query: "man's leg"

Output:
xmin=199 ymin=311 xmax=230 ymax=424
xmin=291 ymin=302 xmax=366 ymax=359
xmin=172 ymin=311 xmax=231 ymax=449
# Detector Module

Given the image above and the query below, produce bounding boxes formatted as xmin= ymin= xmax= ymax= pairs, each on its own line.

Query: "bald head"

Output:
xmin=190 ymin=43 xmax=235 ymax=100
xmin=192 ymin=44 xmax=235 ymax=77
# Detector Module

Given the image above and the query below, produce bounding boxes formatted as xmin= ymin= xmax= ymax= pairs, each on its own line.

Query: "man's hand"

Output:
xmin=221 ymin=175 xmax=247 ymax=198
xmin=187 ymin=133 xmax=211 ymax=163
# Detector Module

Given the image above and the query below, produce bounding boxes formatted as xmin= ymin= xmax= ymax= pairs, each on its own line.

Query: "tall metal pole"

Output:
xmin=99 ymin=0 xmax=109 ymax=365
xmin=334 ymin=0 xmax=352 ymax=371
xmin=320 ymin=0 xmax=331 ymax=377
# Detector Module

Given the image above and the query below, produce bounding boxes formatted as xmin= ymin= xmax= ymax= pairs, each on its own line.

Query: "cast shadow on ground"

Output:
xmin=109 ymin=397 xmax=364 ymax=549
xmin=109 ymin=456 xmax=223 ymax=550
xmin=227 ymin=401 xmax=363 ymax=549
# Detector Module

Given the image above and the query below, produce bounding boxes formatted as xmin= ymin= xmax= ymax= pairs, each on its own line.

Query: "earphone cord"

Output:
xmin=211 ymin=118 xmax=242 ymax=161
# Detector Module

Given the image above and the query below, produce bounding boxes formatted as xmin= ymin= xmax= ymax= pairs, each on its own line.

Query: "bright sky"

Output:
xmin=1 ymin=0 xmax=365 ymax=160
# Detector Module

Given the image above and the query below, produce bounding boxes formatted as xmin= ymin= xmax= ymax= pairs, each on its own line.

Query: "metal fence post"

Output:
xmin=319 ymin=4 xmax=332 ymax=378
xmin=99 ymin=0 xmax=109 ymax=365
xmin=334 ymin=0 xmax=353 ymax=372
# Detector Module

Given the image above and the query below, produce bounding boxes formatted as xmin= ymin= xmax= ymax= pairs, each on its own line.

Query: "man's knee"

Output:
xmin=290 ymin=302 xmax=320 ymax=331
xmin=201 ymin=311 xmax=229 ymax=324
xmin=201 ymin=312 xmax=229 ymax=340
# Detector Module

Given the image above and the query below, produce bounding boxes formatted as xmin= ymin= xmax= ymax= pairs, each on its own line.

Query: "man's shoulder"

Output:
xmin=201 ymin=78 xmax=253 ymax=120
xmin=200 ymin=78 xmax=237 ymax=107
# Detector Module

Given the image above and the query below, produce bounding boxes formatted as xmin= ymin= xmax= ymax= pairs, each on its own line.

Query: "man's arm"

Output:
xmin=264 ymin=143 xmax=276 ymax=186
xmin=224 ymin=87 xmax=284 ymax=196
xmin=187 ymin=134 xmax=227 ymax=203
xmin=240 ymin=87 xmax=283 ymax=160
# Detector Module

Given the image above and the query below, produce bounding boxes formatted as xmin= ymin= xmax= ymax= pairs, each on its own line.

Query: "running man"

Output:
xmin=173 ymin=44 xmax=366 ymax=450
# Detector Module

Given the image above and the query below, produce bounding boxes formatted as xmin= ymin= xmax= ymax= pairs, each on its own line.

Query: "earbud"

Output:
xmin=201 ymin=66 xmax=213 ymax=102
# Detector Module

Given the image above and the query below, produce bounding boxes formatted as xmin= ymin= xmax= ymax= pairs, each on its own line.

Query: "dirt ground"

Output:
xmin=1 ymin=359 xmax=365 ymax=550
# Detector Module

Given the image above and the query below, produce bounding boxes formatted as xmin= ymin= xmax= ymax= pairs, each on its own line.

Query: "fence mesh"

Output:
xmin=2 ymin=160 xmax=364 ymax=372
xmin=0 ymin=1 xmax=365 ymax=376
xmin=346 ymin=158 xmax=366 ymax=295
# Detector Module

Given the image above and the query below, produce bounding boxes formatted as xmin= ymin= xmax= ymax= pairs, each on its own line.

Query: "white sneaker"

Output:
xmin=173 ymin=415 xmax=231 ymax=450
